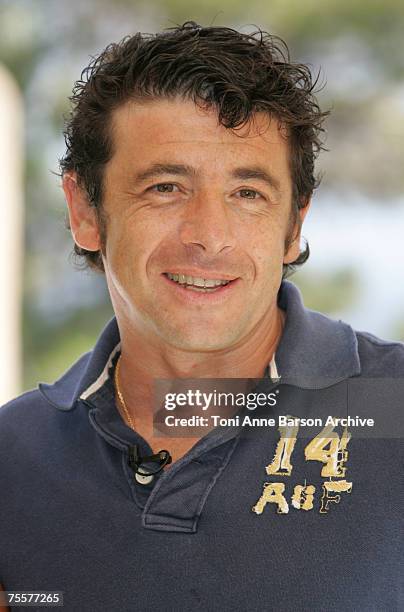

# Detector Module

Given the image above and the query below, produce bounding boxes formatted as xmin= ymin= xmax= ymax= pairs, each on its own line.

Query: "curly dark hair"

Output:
xmin=60 ymin=21 xmax=329 ymax=277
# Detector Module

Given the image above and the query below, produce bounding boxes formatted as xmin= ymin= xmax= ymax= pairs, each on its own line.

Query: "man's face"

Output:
xmin=96 ymin=98 xmax=305 ymax=351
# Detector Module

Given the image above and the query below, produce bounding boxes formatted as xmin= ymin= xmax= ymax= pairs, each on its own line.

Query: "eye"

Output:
xmin=238 ymin=188 xmax=262 ymax=199
xmin=150 ymin=183 xmax=179 ymax=193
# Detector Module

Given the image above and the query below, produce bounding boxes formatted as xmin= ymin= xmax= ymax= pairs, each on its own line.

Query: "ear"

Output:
xmin=62 ymin=173 xmax=101 ymax=251
xmin=283 ymin=199 xmax=311 ymax=264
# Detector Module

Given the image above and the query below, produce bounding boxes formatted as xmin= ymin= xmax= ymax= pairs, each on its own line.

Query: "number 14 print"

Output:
xmin=252 ymin=417 xmax=352 ymax=515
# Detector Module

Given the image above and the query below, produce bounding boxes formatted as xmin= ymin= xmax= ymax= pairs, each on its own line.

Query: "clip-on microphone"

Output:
xmin=128 ymin=445 xmax=172 ymax=484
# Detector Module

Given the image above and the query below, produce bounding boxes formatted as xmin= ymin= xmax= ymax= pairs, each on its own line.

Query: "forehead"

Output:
xmin=109 ymin=98 xmax=290 ymax=166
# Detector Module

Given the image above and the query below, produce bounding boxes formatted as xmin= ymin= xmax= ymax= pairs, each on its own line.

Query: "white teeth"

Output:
xmin=166 ymin=272 xmax=231 ymax=287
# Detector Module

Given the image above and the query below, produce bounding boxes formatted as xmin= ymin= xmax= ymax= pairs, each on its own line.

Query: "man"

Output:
xmin=0 ymin=22 xmax=403 ymax=611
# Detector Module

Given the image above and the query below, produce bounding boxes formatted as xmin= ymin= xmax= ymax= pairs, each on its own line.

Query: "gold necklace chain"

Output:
xmin=114 ymin=354 xmax=135 ymax=431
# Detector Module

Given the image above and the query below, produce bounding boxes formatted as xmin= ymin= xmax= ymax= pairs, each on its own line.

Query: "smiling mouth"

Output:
xmin=163 ymin=272 xmax=236 ymax=292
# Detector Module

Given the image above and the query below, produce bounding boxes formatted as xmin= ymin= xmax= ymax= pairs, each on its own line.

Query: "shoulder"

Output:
xmin=0 ymin=387 xmax=51 ymax=427
xmin=355 ymin=329 xmax=404 ymax=377
xmin=0 ymin=387 xmax=77 ymax=448
xmin=0 ymin=389 xmax=57 ymax=477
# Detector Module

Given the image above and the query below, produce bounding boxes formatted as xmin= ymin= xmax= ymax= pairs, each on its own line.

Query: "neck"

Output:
xmin=116 ymin=305 xmax=285 ymax=415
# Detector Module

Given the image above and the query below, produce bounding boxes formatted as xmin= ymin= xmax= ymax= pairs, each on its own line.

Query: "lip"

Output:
xmin=161 ymin=273 xmax=240 ymax=304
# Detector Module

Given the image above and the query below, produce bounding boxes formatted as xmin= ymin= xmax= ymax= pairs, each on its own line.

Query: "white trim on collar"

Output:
xmin=80 ymin=342 xmax=121 ymax=400
xmin=269 ymin=353 xmax=280 ymax=380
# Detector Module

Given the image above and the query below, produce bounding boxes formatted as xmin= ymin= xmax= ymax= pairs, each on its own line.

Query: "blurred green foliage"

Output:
xmin=23 ymin=300 xmax=114 ymax=389
xmin=293 ymin=268 xmax=359 ymax=315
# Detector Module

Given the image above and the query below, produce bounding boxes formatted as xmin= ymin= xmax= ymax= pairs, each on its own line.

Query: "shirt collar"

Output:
xmin=38 ymin=279 xmax=361 ymax=411
xmin=275 ymin=280 xmax=361 ymax=388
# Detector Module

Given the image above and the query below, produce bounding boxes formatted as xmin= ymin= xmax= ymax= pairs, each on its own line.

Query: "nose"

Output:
xmin=178 ymin=189 xmax=236 ymax=256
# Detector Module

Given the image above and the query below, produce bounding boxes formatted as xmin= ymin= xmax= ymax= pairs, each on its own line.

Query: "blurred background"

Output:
xmin=1 ymin=0 xmax=403 ymax=402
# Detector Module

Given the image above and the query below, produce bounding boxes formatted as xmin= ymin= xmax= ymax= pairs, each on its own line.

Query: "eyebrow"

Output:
xmin=134 ymin=163 xmax=196 ymax=182
xmin=133 ymin=163 xmax=282 ymax=194
xmin=230 ymin=166 xmax=282 ymax=194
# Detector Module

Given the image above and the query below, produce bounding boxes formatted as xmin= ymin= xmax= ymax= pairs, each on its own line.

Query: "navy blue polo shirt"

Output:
xmin=0 ymin=280 xmax=403 ymax=611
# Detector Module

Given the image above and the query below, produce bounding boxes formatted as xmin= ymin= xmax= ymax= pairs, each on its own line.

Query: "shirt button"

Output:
xmin=135 ymin=472 xmax=154 ymax=485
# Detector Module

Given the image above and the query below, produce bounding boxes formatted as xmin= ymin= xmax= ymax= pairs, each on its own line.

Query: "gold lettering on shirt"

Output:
xmin=304 ymin=424 xmax=351 ymax=477
xmin=265 ymin=418 xmax=299 ymax=476
xmin=252 ymin=415 xmax=354 ymax=516
xmin=252 ymin=482 xmax=289 ymax=515
xmin=291 ymin=484 xmax=316 ymax=511
xmin=319 ymin=479 xmax=353 ymax=513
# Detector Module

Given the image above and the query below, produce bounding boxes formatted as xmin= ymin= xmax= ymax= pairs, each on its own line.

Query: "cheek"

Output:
xmin=106 ymin=216 xmax=162 ymax=284
xmin=248 ymin=220 xmax=287 ymax=274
